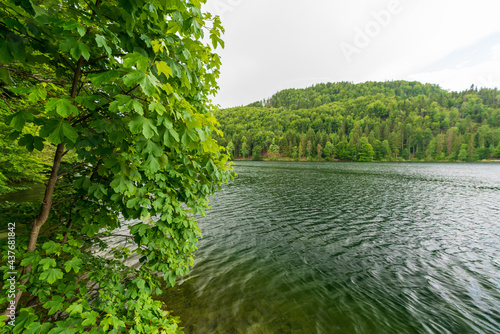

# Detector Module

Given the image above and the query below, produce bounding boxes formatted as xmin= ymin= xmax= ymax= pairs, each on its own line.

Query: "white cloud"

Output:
xmin=410 ymin=59 xmax=500 ymax=92
xmin=492 ymin=45 xmax=500 ymax=60
xmin=205 ymin=0 xmax=500 ymax=107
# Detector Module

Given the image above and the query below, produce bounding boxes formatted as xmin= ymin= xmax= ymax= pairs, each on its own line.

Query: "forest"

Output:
xmin=215 ymin=81 xmax=500 ymax=162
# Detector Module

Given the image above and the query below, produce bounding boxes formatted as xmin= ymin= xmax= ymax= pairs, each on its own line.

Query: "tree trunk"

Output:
xmin=3 ymin=55 xmax=84 ymax=320
xmin=3 ymin=143 xmax=66 ymax=319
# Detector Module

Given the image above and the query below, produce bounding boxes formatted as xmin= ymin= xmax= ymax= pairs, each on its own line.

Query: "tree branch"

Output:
xmin=0 ymin=64 xmax=68 ymax=86
xmin=0 ymin=89 xmax=14 ymax=112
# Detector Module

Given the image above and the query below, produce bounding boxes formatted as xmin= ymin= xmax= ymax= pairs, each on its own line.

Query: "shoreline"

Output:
xmin=232 ymin=158 xmax=500 ymax=163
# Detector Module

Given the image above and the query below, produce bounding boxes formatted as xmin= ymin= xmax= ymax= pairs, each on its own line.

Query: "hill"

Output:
xmin=214 ymin=81 xmax=500 ymax=161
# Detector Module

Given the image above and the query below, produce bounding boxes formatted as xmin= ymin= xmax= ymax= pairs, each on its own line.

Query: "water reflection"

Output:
xmin=161 ymin=162 xmax=500 ymax=334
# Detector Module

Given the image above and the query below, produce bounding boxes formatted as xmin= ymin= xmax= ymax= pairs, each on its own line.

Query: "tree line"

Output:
xmin=215 ymin=81 xmax=500 ymax=162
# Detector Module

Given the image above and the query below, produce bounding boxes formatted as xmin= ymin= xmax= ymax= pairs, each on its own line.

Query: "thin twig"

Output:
xmin=0 ymin=89 xmax=14 ymax=112
xmin=0 ymin=64 xmax=68 ymax=85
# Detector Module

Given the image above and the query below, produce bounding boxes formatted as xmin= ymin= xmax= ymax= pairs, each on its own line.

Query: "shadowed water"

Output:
xmin=162 ymin=162 xmax=500 ymax=334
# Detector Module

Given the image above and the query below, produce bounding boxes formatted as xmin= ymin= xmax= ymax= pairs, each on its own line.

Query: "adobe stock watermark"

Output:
xmin=340 ymin=0 xmax=404 ymax=64
xmin=4 ymin=222 xmax=17 ymax=327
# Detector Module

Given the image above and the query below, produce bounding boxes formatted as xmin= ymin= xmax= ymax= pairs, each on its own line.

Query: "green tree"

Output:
xmin=227 ymin=140 xmax=235 ymax=160
xmin=0 ymin=108 xmax=49 ymax=194
xmin=373 ymin=139 xmax=383 ymax=161
xmin=212 ymin=81 xmax=500 ymax=163
xmin=458 ymin=144 xmax=468 ymax=161
xmin=381 ymin=140 xmax=392 ymax=161
xmin=317 ymin=144 xmax=323 ymax=159
xmin=252 ymin=145 xmax=263 ymax=161
xmin=306 ymin=140 xmax=313 ymax=158
xmin=268 ymin=138 xmax=280 ymax=160
xmin=358 ymin=138 xmax=374 ymax=162
xmin=335 ymin=141 xmax=351 ymax=161
xmin=241 ymin=141 xmax=249 ymax=158
xmin=323 ymin=141 xmax=334 ymax=160
xmin=0 ymin=1 xmax=232 ymax=332
xmin=493 ymin=143 xmax=500 ymax=158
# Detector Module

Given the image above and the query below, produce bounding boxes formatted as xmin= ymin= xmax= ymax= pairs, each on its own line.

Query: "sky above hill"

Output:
xmin=203 ymin=0 xmax=500 ymax=108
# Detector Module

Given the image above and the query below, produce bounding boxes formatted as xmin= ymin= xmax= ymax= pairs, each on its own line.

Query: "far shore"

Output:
xmin=232 ymin=157 xmax=500 ymax=163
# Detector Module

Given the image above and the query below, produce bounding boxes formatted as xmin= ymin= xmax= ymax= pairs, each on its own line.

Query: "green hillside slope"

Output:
xmin=215 ymin=81 xmax=500 ymax=162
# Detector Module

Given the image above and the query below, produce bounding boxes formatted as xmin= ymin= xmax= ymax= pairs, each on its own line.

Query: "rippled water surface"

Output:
xmin=161 ymin=162 xmax=500 ymax=334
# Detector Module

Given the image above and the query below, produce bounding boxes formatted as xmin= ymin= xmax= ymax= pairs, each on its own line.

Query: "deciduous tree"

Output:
xmin=0 ymin=0 xmax=232 ymax=332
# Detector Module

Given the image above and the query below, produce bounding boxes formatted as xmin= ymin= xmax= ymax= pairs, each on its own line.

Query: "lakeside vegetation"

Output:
xmin=215 ymin=81 xmax=500 ymax=162
xmin=0 ymin=1 xmax=233 ymax=333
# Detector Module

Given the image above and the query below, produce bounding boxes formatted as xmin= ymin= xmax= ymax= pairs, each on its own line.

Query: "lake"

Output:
xmin=161 ymin=162 xmax=500 ymax=334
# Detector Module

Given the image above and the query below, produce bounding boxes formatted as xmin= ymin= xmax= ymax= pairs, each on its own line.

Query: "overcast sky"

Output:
xmin=203 ymin=0 xmax=500 ymax=108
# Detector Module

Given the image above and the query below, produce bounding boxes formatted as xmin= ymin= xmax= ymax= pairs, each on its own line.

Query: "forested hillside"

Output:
xmin=215 ymin=81 xmax=500 ymax=162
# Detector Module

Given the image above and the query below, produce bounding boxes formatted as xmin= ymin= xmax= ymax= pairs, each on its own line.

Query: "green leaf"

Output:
xmin=210 ymin=34 xmax=225 ymax=49
xmin=65 ymin=303 xmax=83 ymax=316
xmin=62 ymin=20 xmax=86 ymax=37
xmin=45 ymin=98 xmax=79 ymax=117
xmin=131 ymin=100 xmax=144 ymax=115
xmin=40 ymin=268 xmax=63 ymax=284
xmin=128 ymin=115 xmax=146 ymax=134
xmin=7 ymin=33 xmax=26 ymax=62
xmin=0 ymin=67 xmax=14 ymax=84
xmin=81 ymin=312 xmax=99 ymax=326
xmin=24 ymin=322 xmax=53 ymax=334
xmin=186 ymin=115 xmax=202 ymax=129
xmin=10 ymin=109 xmax=34 ymax=131
xmin=95 ymin=35 xmax=112 ymax=55
xmin=89 ymin=70 xmax=121 ymax=87
xmin=60 ymin=37 xmax=77 ymax=54
xmin=168 ymin=128 xmax=180 ymax=142
xmin=143 ymin=118 xmax=158 ymax=139
xmin=13 ymin=309 xmax=37 ymax=333
xmin=28 ymin=88 xmax=47 ymax=103
xmin=156 ymin=61 xmax=172 ymax=78
xmin=123 ymin=52 xmax=150 ymax=71
xmin=123 ymin=69 xmax=145 ymax=87
xmin=42 ymin=241 xmax=61 ymax=254
xmin=126 ymin=197 xmax=139 ymax=209
xmin=62 ymin=122 xmax=78 ymax=143
xmin=136 ymin=73 xmax=160 ymax=96
xmin=47 ymin=325 xmax=76 ymax=334
xmin=182 ymin=129 xmax=199 ymax=150
xmin=64 ymin=257 xmax=83 ymax=273
xmin=46 ymin=121 xmax=78 ymax=144
xmin=73 ymin=41 xmax=90 ymax=61
xmin=39 ymin=258 xmax=56 ymax=270
xmin=43 ymin=296 xmax=65 ymax=315
xmin=145 ymin=154 xmax=161 ymax=173
xmin=166 ymin=58 xmax=181 ymax=78
xmin=149 ymin=102 xmax=166 ymax=115
xmin=0 ymin=42 xmax=14 ymax=63
xmin=143 ymin=139 xmax=163 ymax=157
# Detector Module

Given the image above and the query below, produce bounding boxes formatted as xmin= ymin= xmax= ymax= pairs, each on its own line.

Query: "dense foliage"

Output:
xmin=216 ymin=81 xmax=500 ymax=161
xmin=0 ymin=0 xmax=233 ymax=333
xmin=0 ymin=99 xmax=53 ymax=195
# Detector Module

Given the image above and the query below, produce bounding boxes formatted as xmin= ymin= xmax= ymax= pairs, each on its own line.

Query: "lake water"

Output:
xmin=161 ymin=162 xmax=500 ymax=334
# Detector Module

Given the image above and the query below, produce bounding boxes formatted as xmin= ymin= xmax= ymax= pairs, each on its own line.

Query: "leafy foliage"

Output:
xmin=0 ymin=0 xmax=233 ymax=333
xmin=215 ymin=81 xmax=500 ymax=162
